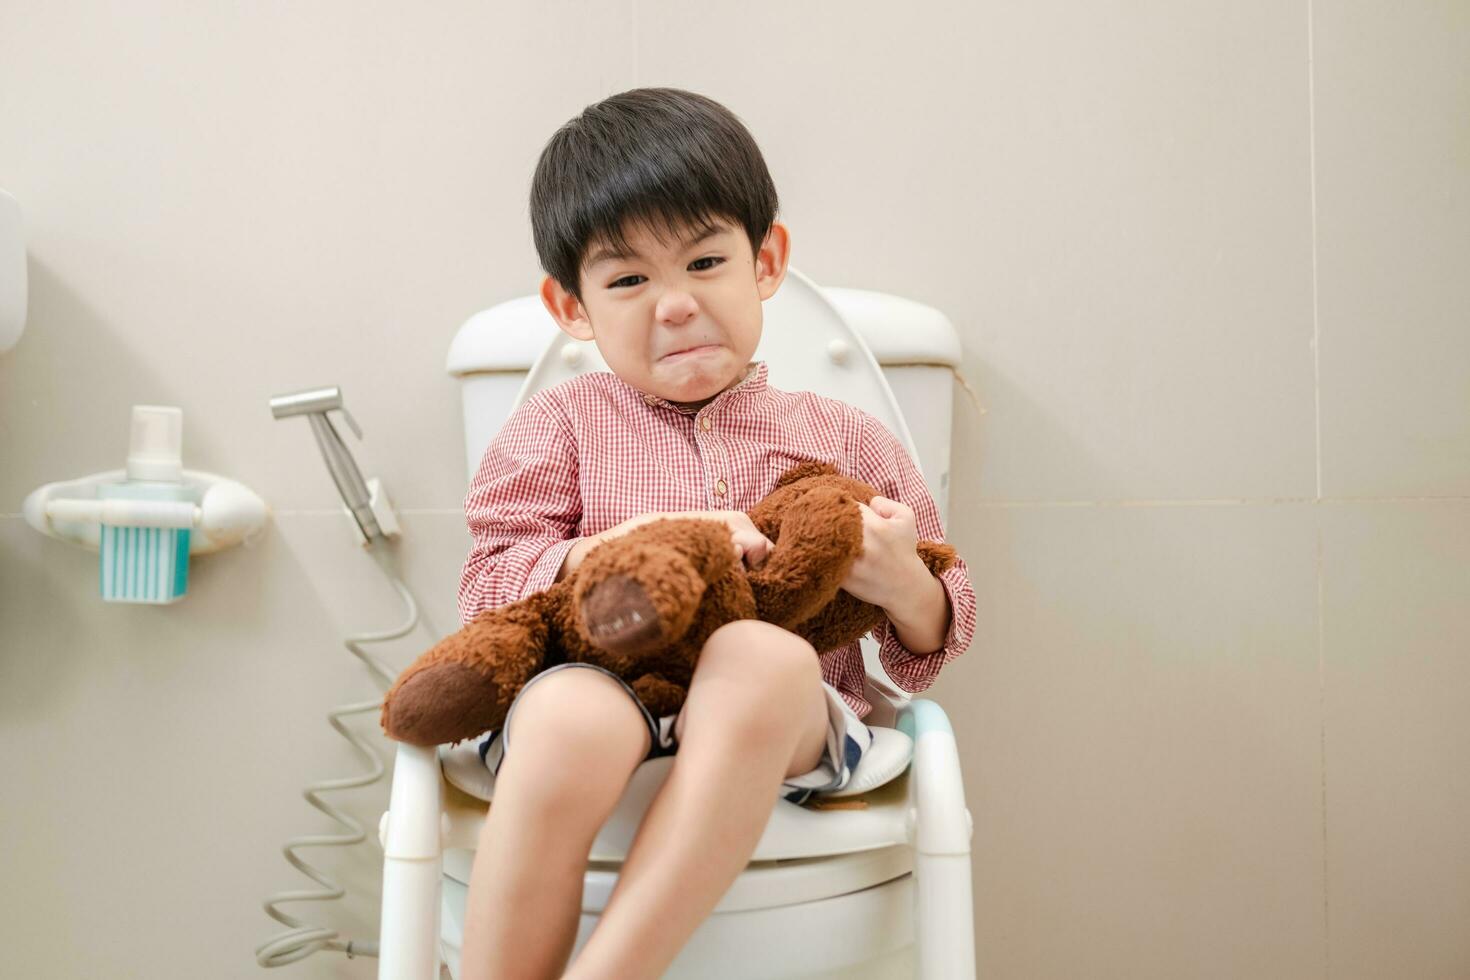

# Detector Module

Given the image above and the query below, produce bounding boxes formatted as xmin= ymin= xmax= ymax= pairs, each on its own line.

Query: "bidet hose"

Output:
xmin=255 ymin=540 xmax=425 ymax=967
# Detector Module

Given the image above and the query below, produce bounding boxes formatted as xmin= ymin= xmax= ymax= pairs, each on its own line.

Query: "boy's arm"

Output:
xmin=458 ymin=397 xmax=585 ymax=624
xmin=874 ymin=536 xmax=951 ymax=654
xmin=853 ymin=412 xmax=977 ymax=694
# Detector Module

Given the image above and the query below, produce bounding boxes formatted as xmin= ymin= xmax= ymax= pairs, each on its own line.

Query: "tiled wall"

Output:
xmin=1 ymin=2 xmax=1464 ymax=977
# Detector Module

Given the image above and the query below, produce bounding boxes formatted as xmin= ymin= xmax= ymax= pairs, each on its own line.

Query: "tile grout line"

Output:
xmin=1306 ymin=0 xmax=1332 ymax=974
xmin=934 ymin=495 xmax=1463 ymax=509
xmin=5 ymin=496 xmax=1470 ymax=523
xmin=1316 ymin=519 xmax=1331 ymax=980
xmin=1309 ymin=11 xmax=1324 ymax=506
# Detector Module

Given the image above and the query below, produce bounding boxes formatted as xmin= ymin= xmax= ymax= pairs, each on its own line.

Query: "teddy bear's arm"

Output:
xmin=747 ymin=484 xmax=866 ymax=630
xmin=788 ymin=538 xmax=955 ymax=654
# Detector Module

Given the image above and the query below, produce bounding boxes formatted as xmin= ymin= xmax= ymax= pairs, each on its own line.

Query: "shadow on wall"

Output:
xmin=954 ymin=344 xmax=1115 ymax=506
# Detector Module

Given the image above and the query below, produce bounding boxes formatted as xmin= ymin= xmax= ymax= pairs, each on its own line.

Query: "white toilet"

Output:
xmin=377 ymin=268 xmax=973 ymax=979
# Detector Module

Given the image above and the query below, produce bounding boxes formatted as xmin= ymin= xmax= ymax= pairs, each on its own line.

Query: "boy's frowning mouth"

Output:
xmin=660 ymin=343 xmax=721 ymax=361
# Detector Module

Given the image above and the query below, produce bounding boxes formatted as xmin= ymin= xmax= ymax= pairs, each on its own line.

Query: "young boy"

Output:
xmin=457 ymin=87 xmax=976 ymax=980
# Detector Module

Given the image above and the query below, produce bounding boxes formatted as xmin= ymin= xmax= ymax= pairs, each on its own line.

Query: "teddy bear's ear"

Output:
xmin=774 ymin=461 xmax=839 ymax=488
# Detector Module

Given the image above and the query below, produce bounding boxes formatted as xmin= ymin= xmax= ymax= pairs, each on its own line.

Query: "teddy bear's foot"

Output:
xmin=380 ymin=594 xmax=556 ymax=746
xmin=580 ymin=574 xmax=662 ymax=654
xmin=381 ymin=660 xmax=515 ymax=747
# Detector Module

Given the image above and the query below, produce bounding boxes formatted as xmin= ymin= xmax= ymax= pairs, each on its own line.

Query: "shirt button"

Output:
xmin=699 ymin=417 xmax=712 ymax=431
xmin=714 ymin=479 xmax=728 ymax=496
xmin=642 ymin=394 xmax=658 ymax=405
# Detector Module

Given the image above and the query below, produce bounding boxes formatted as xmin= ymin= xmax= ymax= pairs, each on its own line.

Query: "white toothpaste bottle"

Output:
xmin=98 ymin=406 xmax=197 ymax=604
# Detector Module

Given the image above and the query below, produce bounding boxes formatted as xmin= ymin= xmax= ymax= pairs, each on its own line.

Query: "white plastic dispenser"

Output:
xmin=98 ymin=406 xmax=197 ymax=603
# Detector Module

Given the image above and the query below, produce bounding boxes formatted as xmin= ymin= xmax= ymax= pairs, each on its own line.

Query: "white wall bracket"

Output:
xmin=22 ymin=469 xmax=269 ymax=555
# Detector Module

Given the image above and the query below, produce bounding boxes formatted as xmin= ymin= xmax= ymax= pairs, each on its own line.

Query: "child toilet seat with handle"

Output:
xmin=399 ymin=700 xmax=971 ymax=979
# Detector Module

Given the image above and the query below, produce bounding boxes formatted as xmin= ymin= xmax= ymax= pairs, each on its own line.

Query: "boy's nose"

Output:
xmin=655 ymin=290 xmax=699 ymax=325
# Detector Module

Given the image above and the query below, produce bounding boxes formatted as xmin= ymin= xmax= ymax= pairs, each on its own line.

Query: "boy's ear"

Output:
xmin=539 ymin=275 xmax=595 ymax=341
xmin=754 ymin=221 xmax=791 ymax=301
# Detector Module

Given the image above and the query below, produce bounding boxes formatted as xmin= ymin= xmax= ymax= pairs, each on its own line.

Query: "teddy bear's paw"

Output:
xmin=381 ymin=661 xmax=512 ymax=747
xmin=580 ymin=574 xmax=664 ymax=655
xmin=572 ymin=522 xmax=716 ymax=651
xmin=917 ymin=540 xmax=959 ymax=576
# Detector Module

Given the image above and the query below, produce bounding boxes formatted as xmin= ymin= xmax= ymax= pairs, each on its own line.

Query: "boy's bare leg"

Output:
xmin=460 ymin=669 xmax=653 ymax=980
xmin=562 ymin=621 xmax=832 ymax=980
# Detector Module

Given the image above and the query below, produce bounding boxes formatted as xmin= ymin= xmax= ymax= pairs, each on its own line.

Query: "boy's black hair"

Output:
xmin=530 ymin=87 xmax=780 ymax=302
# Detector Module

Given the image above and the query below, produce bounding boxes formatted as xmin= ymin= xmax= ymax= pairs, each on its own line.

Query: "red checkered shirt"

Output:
xmin=457 ymin=361 xmax=976 ymax=720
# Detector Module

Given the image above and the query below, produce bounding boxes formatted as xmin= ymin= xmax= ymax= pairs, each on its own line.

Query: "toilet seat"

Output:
xmin=438 ymin=725 xmax=916 ymax=863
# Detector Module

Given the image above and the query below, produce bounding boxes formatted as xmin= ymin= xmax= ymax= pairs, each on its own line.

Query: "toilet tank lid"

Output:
xmin=820 ymin=286 xmax=962 ymax=367
xmin=447 ymin=295 xmax=556 ymax=376
xmin=447 ymin=286 xmax=961 ymax=376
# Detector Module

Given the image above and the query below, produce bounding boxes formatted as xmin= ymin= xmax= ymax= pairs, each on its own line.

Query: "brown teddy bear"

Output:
xmin=380 ymin=463 xmax=957 ymax=747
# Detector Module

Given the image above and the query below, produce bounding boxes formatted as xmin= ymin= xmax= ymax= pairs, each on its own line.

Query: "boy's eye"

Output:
xmin=607 ymin=256 xmax=725 ymax=290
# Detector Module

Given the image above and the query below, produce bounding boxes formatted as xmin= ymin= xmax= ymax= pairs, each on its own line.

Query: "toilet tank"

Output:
xmin=447 ymin=283 xmax=962 ymax=522
xmin=820 ymin=286 xmax=962 ymax=523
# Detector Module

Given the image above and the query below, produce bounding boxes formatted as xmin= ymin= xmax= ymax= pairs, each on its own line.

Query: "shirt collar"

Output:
xmin=627 ymin=361 xmax=769 ymax=415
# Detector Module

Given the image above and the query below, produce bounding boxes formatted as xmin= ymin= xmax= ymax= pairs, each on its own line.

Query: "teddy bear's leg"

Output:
xmin=748 ymin=485 xmax=865 ymax=629
xmin=380 ymin=591 xmax=558 ymax=747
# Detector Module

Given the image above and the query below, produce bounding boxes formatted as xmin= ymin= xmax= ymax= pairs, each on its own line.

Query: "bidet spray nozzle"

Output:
xmin=268 ymin=386 xmax=384 ymax=543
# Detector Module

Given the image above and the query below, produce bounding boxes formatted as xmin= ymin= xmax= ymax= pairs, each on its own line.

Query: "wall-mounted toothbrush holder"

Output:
xmin=23 ymin=469 xmax=269 ymax=555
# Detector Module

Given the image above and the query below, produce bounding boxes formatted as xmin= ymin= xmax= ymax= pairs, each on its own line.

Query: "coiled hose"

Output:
xmin=255 ymin=540 xmax=426 ymax=967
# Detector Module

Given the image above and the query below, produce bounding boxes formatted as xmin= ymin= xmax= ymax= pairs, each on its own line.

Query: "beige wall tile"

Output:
xmin=637 ymin=0 xmax=1317 ymax=504
xmin=0 ymin=509 xmax=466 ymax=977
xmin=1315 ymin=2 xmax=1470 ymax=498
xmin=929 ymin=502 xmax=1326 ymax=978
xmin=1321 ymin=500 xmax=1470 ymax=979
xmin=0 ymin=1 xmax=635 ymax=515
xmin=0 ymin=3 xmax=629 ymax=975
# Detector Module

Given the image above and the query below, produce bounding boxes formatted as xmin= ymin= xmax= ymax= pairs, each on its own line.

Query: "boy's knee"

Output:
xmin=695 ymin=621 xmax=822 ymax=727
xmin=703 ymin=621 xmax=819 ymax=685
xmin=506 ymin=669 xmax=651 ymax=764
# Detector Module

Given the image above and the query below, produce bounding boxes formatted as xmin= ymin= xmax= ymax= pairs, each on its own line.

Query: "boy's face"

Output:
xmin=540 ymin=218 xmax=790 ymax=404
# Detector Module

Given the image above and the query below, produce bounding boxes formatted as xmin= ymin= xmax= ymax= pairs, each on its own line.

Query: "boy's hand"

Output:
xmin=675 ymin=510 xmax=774 ymax=567
xmin=840 ymin=496 xmax=933 ymax=609
xmin=560 ymin=510 xmax=772 ymax=580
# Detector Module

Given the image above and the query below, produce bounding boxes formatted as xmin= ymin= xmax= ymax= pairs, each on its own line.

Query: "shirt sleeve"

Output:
xmin=853 ymin=410 xmax=977 ymax=694
xmin=456 ymin=396 xmax=584 ymax=624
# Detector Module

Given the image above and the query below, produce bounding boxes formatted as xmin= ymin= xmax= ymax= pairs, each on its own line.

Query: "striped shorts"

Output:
xmin=477 ymin=661 xmax=872 ymax=805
